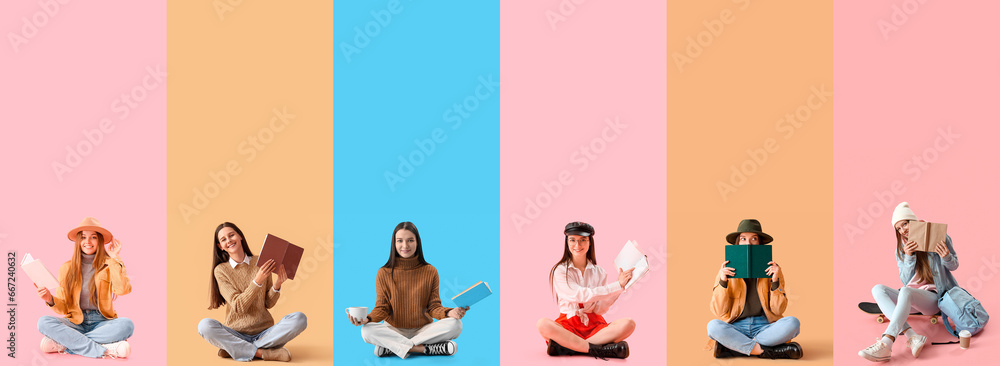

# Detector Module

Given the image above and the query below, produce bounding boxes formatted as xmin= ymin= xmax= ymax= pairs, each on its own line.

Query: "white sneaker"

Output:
xmin=101 ymin=340 xmax=131 ymax=359
xmin=907 ymin=334 xmax=927 ymax=358
xmin=39 ymin=336 xmax=66 ymax=353
xmin=858 ymin=339 xmax=891 ymax=362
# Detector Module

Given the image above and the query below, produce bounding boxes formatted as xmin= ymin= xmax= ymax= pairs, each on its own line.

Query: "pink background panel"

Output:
xmin=834 ymin=1 xmax=1000 ymax=364
xmin=0 ymin=1 xmax=166 ymax=364
xmin=500 ymin=0 xmax=667 ymax=364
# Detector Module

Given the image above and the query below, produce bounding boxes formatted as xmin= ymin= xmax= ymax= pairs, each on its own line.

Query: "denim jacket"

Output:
xmin=897 ymin=235 xmax=959 ymax=297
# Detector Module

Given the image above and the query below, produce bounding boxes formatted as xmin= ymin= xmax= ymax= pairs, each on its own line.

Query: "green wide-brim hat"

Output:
xmin=725 ymin=219 xmax=773 ymax=244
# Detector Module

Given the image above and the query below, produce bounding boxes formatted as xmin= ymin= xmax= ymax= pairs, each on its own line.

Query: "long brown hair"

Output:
xmin=382 ymin=222 xmax=429 ymax=280
xmin=64 ymin=231 xmax=110 ymax=308
xmin=896 ymin=228 xmax=934 ymax=284
xmin=208 ymin=222 xmax=255 ymax=310
xmin=548 ymin=235 xmax=597 ymax=301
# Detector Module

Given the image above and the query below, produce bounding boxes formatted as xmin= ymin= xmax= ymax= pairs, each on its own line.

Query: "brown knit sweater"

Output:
xmin=214 ymin=256 xmax=281 ymax=334
xmin=367 ymin=256 xmax=452 ymax=329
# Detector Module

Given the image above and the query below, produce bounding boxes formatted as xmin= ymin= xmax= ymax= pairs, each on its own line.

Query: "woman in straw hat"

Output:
xmin=35 ymin=217 xmax=133 ymax=358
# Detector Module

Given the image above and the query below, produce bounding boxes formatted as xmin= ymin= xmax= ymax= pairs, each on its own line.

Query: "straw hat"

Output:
xmin=66 ymin=217 xmax=113 ymax=244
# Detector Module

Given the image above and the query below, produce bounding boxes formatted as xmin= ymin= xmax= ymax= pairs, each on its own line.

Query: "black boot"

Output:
xmin=546 ymin=340 xmax=582 ymax=356
xmin=758 ymin=342 xmax=803 ymax=359
xmin=713 ymin=343 xmax=747 ymax=358
xmin=588 ymin=341 xmax=629 ymax=360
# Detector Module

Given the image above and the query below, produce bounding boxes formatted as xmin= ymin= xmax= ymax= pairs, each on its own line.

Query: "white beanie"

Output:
xmin=891 ymin=202 xmax=918 ymax=227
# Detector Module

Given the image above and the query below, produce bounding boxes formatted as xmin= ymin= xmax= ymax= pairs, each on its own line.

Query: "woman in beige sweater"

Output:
xmin=348 ymin=221 xmax=468 ymax=359
xmin=197 ymin=222 xmax=307 ymax=362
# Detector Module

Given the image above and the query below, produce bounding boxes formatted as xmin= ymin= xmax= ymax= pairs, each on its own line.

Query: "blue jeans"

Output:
xmin=707 ymin=316 xmax=800 ymax=355
xmin=198 ymin=312 xmax=308 ymax=362
xmin=37 ymin=310 xmax=134 ymax=358
xmin=871 ymin=284 xmax=939 ymax=337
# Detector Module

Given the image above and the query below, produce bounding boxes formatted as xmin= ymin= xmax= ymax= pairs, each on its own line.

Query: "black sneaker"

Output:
xmin=374 ymin=345 xmax=393 ymax=357
xmin=713 ymin=343 xmax=746 ymax=358
xmin=759 ymin=342 xmax=803 ymax=359
xmin=588 ymin=341 xmax=629 ymax=360
xmin=424 ymin=341 xmax=457 ymax=356
xmin=546 ymin=340 xmax=583 ymax=356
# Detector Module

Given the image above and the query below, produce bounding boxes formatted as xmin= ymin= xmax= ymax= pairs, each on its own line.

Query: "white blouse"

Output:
xmin=552 ymin=261 xmax=623 ymax=325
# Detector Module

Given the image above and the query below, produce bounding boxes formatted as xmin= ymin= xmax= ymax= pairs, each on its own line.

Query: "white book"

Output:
xmin=613 ymin=240 xmax=649 ymax=291
xmin=21 ymin=253 xmax=60 ymax=290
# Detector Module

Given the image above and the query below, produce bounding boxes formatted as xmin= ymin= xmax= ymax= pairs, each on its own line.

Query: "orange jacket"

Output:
xmin=706 ymin=272 xmax=788 ymax=349
xmin=710 ymin=272 xmax=787 ymax=323
xmin=47 ymin=257 xmax=131 ymax=324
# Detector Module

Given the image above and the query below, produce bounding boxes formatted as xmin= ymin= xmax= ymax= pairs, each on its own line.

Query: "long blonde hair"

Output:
xmin=63 ymin=231 xmax=110 ymax=307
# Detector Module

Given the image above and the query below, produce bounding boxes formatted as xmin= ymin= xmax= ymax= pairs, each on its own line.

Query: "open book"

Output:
xmin=614 ymin=240 xmax=648 ymax=291
xmin=908 ymin=221 xmax=947 ymax=253
xmin=21 ymin=253 xmax=60 ymax=290
xmin=257 ymin=234 xmax=304 ymax=280
xmin=725 ymin=245 xmax=772 ymax=279
xmin=451 ymin=281 xmax=492 ymax=308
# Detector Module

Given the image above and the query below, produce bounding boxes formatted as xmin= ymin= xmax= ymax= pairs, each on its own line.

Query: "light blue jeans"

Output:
xmin=198 ymin=312 xmax=308 ymax=362
xmin=37 ymin=310 xmax=134 ymax=358
xmin=707 ymin=316 xmax=800 ymax=355
xmin=871 ymin=284 xmax=939 ymax=337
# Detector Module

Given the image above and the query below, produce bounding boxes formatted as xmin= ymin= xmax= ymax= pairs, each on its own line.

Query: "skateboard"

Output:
xmin=859 ymin=302 xmax=941 ymax=324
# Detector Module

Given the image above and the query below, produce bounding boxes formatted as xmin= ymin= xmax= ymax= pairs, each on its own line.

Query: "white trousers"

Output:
xmin=360 ymin=318 xmax=462 ymax=359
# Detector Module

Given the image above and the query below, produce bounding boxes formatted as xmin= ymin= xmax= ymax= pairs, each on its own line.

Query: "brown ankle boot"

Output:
xmin=259 ymin=347 xmax=291 ymax=362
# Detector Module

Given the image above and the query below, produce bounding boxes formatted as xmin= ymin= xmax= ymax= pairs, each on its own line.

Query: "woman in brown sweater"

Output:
xmin=348 ymin=221 xmax=468 ymax=359
xmin=197 ymin=222 xmax=308 ymax=362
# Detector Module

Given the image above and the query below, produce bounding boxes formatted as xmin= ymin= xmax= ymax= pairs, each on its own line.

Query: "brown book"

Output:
xmin=257 ymin=234 xmax=305 ymax=280
xmin=908 ymin=221 xmax=947 ymax=252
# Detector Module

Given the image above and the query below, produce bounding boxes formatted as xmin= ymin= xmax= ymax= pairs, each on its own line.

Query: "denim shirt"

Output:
xmin=896 ymin=235 xmax=959 ymax=296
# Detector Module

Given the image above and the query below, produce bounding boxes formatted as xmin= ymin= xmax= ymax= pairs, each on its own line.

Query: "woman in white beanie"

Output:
xmin=858 ymin=202 xmax=959 ymax=362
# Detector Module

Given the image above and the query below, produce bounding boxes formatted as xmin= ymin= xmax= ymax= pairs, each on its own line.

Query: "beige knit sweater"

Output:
xmin=214 ymin=256 xmax=281 ymax=334
xmin=367 ymin=256 xmax=452 ymax=329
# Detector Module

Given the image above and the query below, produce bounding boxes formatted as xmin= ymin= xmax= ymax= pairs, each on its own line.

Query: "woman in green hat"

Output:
xmin=707 ymin=219 xmax=802 ymax=359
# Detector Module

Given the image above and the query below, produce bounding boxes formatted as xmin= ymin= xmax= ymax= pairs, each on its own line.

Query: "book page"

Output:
xmin=21 ymin=253 xmax=60 ymax=290
xmin=909 ymin=221 xmax=947 ymax=252
xmin=615 ymin=240 xmax=648 ymax=290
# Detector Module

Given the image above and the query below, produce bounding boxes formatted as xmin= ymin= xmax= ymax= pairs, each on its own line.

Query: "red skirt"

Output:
xmin=553 ymin=313 xmax=610 ymax=340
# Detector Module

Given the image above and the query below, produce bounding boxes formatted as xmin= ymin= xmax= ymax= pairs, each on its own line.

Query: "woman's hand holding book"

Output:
xmin=35 ymin=283 xmax=54 ymax=306
xmin=618 ymin=267 xmax=635 ymax=288
xmin=255 ymin=259 xmax=277 ymax=285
